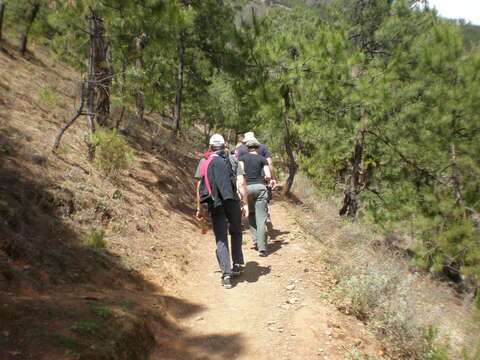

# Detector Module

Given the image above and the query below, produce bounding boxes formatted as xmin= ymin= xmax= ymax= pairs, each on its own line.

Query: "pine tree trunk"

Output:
xmin=450 ymin=143 xmax=462 ymax=205
xmin=281 ymin=86 xmax=298 ymax=196
xmin=86 ymin=56 xmax=96 ymax=162
xmin=450 ymin=142 xmax=468 ymax=221
xmin=85 ymin=11 xmax=98 ymax=161
xmin=0 ymin=3 xmax=5 ymax=42
xmin=20 ymin=1 xmax=40 ymax=56
xmin=340 ymin=129 xmax=365 ymax=217
xmin=282 ymin=112 xmax=298 ymax=196
xmin=173 ymin=31 xmax=185 ymax=136
xmin=135 ymin=33 xmax=146 ymax=124
xmin=90 ymin=9 xmax=111 ymax=128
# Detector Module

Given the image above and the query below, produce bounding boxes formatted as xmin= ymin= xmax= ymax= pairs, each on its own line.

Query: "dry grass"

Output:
xmin=0 ymin=37 xmax=205 ymax=291
xmin=0 ymin=36 xmax=209 ymax=358
xmin=291 ymin=173 xmax=480 ymax=359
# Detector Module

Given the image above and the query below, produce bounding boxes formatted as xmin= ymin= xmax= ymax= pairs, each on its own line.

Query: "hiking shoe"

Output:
xmin=232 ymin=264 xmax=243 ymax=277
xmin=222 ymin=276 xmax=233 ymax=289
xmin=259 ymin=250 xmax=267 ymax=257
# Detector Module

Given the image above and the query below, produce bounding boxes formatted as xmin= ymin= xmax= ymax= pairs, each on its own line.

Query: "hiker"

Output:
xmin=236 ymin=132 xmax=277 ymax=190
xmin=236 ymin=132 xmax=277 ymax=230
xmin=238 ymin=138 xmax=273 ymax=257
xmin=194 ymin=134 xmax=249 ymax=289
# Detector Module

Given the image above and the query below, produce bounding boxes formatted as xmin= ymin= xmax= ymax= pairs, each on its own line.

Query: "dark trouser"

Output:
xmin=210 ymin=200 xmax=244 ymax=277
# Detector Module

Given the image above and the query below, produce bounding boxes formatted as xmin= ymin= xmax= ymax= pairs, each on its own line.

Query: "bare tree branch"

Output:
xmin=52 ymin=82 xmax=86 ymax=152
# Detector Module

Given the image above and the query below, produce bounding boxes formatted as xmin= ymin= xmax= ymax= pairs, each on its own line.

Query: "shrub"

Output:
xmin=84 ymin=229 xmax=106 ymax=252
xmin=423 ymin=326 xmax=450 ymax=360
xmin=92 ymin=306 xmax=111 ymax=319
xmin=334 ymin=273 xmax=393 ymax=320
xmin=91 ymin=129 xmax=134 ymax=175
xmin=70 ymin=321 xmax=98 ymax=333
xmin=37 ymin=87 xmax=59 ymax=106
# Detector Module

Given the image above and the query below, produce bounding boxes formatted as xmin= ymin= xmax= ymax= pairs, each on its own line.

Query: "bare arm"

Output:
xmin=263 ymin=164 xmax=271 ymax=179
xmin=266 ymin=158 xmax=277 ymax=189
xmin=195 ymin=179 xmax=204 ymax=219
xmin=238 ymin=161 xmax=249 ymax=218
xmin=266 ymin=157 xmax=275 ymax=180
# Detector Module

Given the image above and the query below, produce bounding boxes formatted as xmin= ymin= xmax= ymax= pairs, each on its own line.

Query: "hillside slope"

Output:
xmin=0 ymin=37 xmax=387 ymax=360
xmin=0 ymin=38 xmax=203 ymax=359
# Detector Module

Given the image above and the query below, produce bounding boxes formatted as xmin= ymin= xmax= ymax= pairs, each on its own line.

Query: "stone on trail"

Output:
xmin=287 ymin=297 xmax=298 ymax=304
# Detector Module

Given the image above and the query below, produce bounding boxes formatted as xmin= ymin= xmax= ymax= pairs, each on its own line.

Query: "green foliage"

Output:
xmin=3 ymin=0 xmax=55 ymax=40
xmin=236 ymin=0 xmax=480 ymax=293
xmin=91 ymin=129 xmax=134 ymax=174
xmin=84 ymin=229 xmax=106 ymax=252
xmin=462 ymin=339 xmax=480 ymax=360
xmin=423 ymin=326 xmax=450 ymax=360
xmin=459 ymin=22 xmax=480 ymax=49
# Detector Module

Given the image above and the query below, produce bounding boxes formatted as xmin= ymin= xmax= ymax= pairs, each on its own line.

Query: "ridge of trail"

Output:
xmin=149 ymin=201 xmax=383 ymax=360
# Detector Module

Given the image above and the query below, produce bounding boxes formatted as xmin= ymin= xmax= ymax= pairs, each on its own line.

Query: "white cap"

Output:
xmin=209 ymin=133 xmax=225 ymax=147
xmin=245 ymin=138 xmax=260 ymax=147
xmin=242 ymin=131 xmax=257 ymax=143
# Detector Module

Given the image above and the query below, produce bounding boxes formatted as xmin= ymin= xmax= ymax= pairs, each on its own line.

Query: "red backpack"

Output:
xmin=197 ymin=151 xmax=236 ymax=204
xmin=197 ymin=152 xmax=219 ymax=204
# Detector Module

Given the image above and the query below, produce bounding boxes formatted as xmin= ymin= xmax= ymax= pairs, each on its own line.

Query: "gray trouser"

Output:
xmin=210 ymin=200 xmax=244 ymax=277
xmin=247 ymin=184 xmax=268 ymax=252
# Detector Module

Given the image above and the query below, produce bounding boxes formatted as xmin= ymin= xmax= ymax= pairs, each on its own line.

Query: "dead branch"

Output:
xmin=52 ymin=82 xmax=86 ymax=152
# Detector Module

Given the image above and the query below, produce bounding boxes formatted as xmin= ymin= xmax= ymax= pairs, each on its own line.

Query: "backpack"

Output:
xmin=198 ymin=152 xmax=218 ymax=204
xmin=197 ymin=151 xmax=237 ymax=204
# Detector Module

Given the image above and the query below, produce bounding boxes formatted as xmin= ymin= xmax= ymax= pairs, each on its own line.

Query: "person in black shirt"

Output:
xmin=238 ymin=138 xmax=273 ymax=257
xmin=237 ymin=132 xmax=277 ymax=231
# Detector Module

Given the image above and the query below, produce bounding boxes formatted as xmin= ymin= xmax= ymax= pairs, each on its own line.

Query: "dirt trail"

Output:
xmin=149 ymin=201 xmax=383 ymax=360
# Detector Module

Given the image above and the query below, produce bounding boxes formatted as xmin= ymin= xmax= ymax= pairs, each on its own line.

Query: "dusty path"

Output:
xmin=149 ymin=201 xmax=383 ymax=360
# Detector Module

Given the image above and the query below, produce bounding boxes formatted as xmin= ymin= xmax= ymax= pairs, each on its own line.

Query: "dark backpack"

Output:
xmin=197 ymin=151 xmax=236 ymax=204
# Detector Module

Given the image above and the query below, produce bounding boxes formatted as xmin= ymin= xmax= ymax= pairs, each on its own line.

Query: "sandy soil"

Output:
xmin=149 ymin=201 xmax=384 ymax=360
